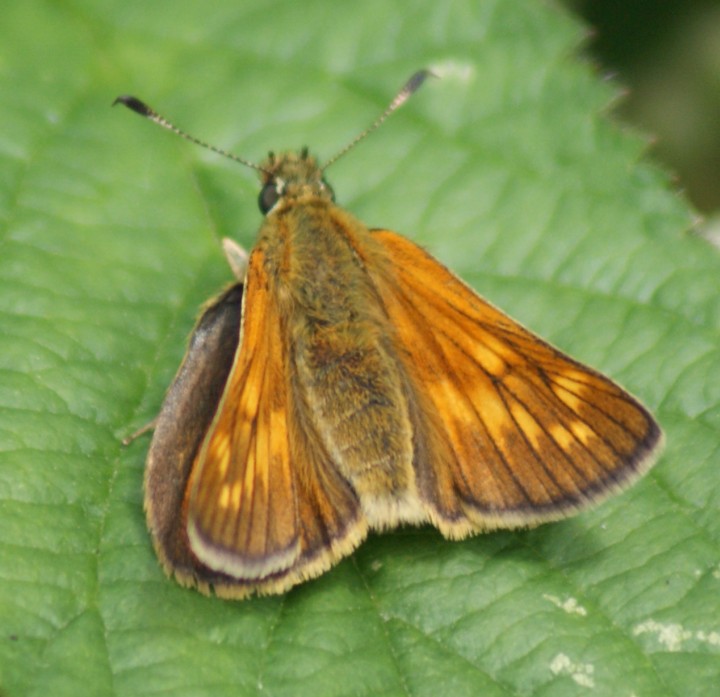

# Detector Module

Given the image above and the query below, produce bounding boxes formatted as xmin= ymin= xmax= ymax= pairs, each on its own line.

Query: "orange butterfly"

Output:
xmin=116 ymin=71 xmax=662 ymax=599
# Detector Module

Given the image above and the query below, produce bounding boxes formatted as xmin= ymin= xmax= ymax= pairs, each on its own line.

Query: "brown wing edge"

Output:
xmin=369 ymin=229 xmax=664 ymax=537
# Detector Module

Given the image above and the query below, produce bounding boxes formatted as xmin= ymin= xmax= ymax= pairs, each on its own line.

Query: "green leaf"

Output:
xmin=1 ymin=1 xmax=718 ymax=696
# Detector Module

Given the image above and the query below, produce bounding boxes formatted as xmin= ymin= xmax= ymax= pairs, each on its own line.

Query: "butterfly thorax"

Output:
xmin=254 ymin=169 xmax=423 ymax=528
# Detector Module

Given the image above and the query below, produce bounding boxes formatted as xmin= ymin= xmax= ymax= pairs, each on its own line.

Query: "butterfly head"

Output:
xmin=257 ymin=148 xmax=335 ymax=214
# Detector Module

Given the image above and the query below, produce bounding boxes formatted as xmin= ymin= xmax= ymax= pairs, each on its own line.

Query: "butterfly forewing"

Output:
xmin=187 ymin=248 xmax=301 ymax=578
xmin=370 ymin=229 xmax=661 ymax=533
xmin=186 ymin=246 xmax=367 ymax=595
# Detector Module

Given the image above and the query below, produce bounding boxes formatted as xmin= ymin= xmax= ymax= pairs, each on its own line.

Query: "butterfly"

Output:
xmin=116 ymin=71 xmax=663 ymax=599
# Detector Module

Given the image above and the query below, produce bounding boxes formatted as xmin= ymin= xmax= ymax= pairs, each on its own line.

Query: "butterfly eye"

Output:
xmin=258 ymin=182 xmax=280 ymax=214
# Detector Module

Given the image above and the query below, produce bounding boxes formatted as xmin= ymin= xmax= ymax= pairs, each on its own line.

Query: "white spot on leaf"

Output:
xmin=543 ymin=594 xmax=587 ymax=616
xmin=633 ymin=619 xmax=720 ymax=651
xmin=550 ymin=653 xmax=595 ymax=688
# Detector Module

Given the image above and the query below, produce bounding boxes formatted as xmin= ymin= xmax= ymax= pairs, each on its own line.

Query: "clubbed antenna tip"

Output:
xmin=321 ymin=69 xmax=436 ymax=171
xmin=112 ymin=94 xmax=266 ymax=173
xmin=112 ymin=95 xmax=153 ymax=117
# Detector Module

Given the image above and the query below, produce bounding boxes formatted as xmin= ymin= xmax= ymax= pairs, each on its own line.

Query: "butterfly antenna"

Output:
xmin=321 ymin=69 xmax=435 ymax=171
xmin=112 ymin=95 xmax=268 ymax=174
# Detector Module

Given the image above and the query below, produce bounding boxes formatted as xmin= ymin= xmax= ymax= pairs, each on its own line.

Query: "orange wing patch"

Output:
xmin=370 ymin=230 xmax=661 ymax=536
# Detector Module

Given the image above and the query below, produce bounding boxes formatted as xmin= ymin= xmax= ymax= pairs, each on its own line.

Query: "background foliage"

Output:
xmin=571 ymin=0 xmax=720 ymax=215
xmin=0 ymin=1 xmax=718 ymax=696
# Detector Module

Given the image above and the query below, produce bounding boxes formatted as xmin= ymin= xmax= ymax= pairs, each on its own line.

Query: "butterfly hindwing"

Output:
xmin=144 ymin=283 xmax=244 ymax=587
